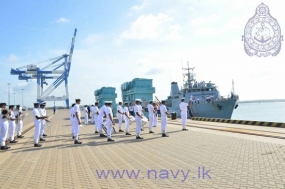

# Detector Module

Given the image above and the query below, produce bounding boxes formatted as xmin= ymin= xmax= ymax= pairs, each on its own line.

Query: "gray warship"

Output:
xmin=165 ymin=62 xmax=239 ymax=119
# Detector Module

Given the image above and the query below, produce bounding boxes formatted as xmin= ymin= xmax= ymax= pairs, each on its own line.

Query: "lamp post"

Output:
xmin=13 ymin=93 xmax=15 ymax=105
xmin=21 ymin=89 xmax=24 ymax=107
xmin=8 ymin=83 xmax=10 ymax=106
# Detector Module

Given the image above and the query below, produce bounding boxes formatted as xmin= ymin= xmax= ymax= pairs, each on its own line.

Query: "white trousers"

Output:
xmin=148 ymin=114 xmax=154 ymax=131
xmin=153 ymin=114 xmax=158 ymax=126
xmin=74 ymin=121 xmax=80 ymax=140
xmin=0 ymin=120 xmax=9 ymax=146
xmin=84 ymin=113 xmax=88 ymax=124
xmin=9 ymin=121 xmax=16 ymax=141
xmin=71 ymin=119 xmax=75 ymax=135
xmin=34 ymin=121 xmax=41 ymax=143
xmin=124 ymin=116 xmax=129 ymax=132
xmin=97 ymin=117 xmax=103 ymax=133
xmin=107 ymin=121 xmax=113 ymax=138
xmin=181 ymin=112 xmax=187 ymax=128
xmin=135 ymin=116 xmax=142 ymax=135
xmin=94 ymin=115 xmax=98 ymax=131
xmin=161 ymin=116 xmax=167 ymax=133
xmin=17 ymin=120 xmax=23 ymax=136
xmin=40 ymin=120 xmax=46 ymax=136
xmin=118 ymin=115 xmax=122 ymax=129
xmin=91 ymin=113 xmax=95 ymax=123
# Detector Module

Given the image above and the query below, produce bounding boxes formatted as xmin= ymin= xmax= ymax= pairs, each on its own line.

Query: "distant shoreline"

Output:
xmin=239 ymin=99 xmax=285 ymax=103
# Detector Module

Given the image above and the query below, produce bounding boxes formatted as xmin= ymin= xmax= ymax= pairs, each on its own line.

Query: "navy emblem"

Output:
xmin=242 ymin=3 xmax=283 ymax=57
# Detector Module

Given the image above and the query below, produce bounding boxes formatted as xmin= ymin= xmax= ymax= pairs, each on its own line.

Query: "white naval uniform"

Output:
xmin=84 ymin=107 xmax=88 ymax=124
xmin=70 ymin=107 xmax=75 ymax=135
xmin=0 ymin=108 xmax=9 ymax=146
xmin=153 ymin=105 xmax=158 ymax=127
xmin=9 ymin=110 xmax=16 ymax=141
xmin=147 ymin=104 xmax=154 ymax=131
xmin=117 ymin=105 xmax=123 ymax=130
xmin=74 ymin=104 xmax=81 ymax=140
xmin=93 ymin=106 xmax=99 ymax=132
xmin=105 ymin=106 xmax=113 ymax=138
xmin=32 ymin=108 xmax=41 ymax=144
xmin=39 ymin=107 xmax=47 ymax=137
xmin=123 ymin=106 xmax=130 ymax=132
xmin=134 ymin=104 xmax=142 ymax=136
xmin=179 ymin=102 xmax=188 ymax=129
xmin=15 ymin=109 xmax=24 ymax=136
xmin=97 ymin=105 xmax=106 ymax=133
xmin=138 ymin=104 xmax=143 ymax=129
xmin=160 ymin=104 xmax=168 ymax=133
xmin=90 ymin=106 xmax=95 ymax=123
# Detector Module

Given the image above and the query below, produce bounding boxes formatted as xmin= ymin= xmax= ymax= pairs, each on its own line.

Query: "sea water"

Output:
xmin=231 ymin=102 xmax=285 ymax=123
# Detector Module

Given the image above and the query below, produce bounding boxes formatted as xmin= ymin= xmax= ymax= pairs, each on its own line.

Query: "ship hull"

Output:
xmin=168 ymin=98 xmax=238 ymax=119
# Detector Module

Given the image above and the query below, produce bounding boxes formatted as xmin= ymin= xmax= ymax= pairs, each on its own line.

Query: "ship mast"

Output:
xmin=182 ymin=61 xmax=195 ymax=90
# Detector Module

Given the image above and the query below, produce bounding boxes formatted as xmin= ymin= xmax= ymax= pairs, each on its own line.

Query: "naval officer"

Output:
xmin=70 ymin=103 xmax=76 ymax=138
xmin=160 ymin=100 xmax=169 ymax=137
xmin=94 ymin=102 xmax=99 ymax=133
xmin=84 ymin=105 xmax=89 ymax=124
xmin=97 ymin=102 xmax=107 ymax=137
xmin=134 ymin=99 xmax=143 ymax=139
xmin=179 ymin=98 xmax=189 ymax=131
xmin=74 ymin=99 xmax=82 ymax=144
xmin=8 ymin=105 xmax=18 ymax=143
xmin=90 ymin=105 xmax=95 ymax=124
xmin=15 ymin=105 xmax=24 ymax=138
xmin=32 ymin=103 xmax=47 ymax=147
xmin=105 ymin=101 xmax=115 ymax=141
xmin=117 ymin=102 xmax=124 ymax=132
xmin=147 ymin=100 xmax=155 ymax=133
xmin=153 ymin=101 xmax=158 ymax=127
xmin=123 ymin=102 xmax=131 ymax=135
xmin=39 ymin=102 xmax=48 ymax=138
xmin=0 ymin=103 xmax=10 ymax=150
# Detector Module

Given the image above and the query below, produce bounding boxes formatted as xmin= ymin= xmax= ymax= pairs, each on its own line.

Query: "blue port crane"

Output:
xmin=10 ymin=28 xmax=77 ymax=108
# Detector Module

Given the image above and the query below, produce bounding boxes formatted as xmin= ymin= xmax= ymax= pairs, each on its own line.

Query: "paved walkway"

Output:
xmin=0 ymin=110 xmax=285 ymax=189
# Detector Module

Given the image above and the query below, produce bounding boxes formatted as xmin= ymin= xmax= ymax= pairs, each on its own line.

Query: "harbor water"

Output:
xmin=231 ymin=102 xmax=285 ymax=123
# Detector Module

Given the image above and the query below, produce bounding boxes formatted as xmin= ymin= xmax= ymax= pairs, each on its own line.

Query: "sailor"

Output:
xmin=147 ymin=100 xmax=155 ymax=133
xmin=153 ymin=101 xmax=158 ymax=127
xmin=15 ymin=105 xmax=24 ymax=138
xmin=123 ymin=102 xmax=131 ymax=135
xmin=160 ymin=100 xmax=169 ymax=137
xmin=97 ymin=102 xmax=107 ymax=137
xmin=84 ymin=105 xmax=89 ymax=124
xmin=94 ymin=102 xmax=99 ymax=133
xmin=39 ymin=102 xmax=48 ymax=139
xmin=179 ymin=98 xmax=189 ymax=131
xmin=70 ymin=103 xmax=76 ymax=139
xmin=105 ymin=101 xmax=115 ymax=141
xmin=138 ymin=101 xmax=145 ymax=131
xmin=32 ymin=102 xmax=47 ymax=147
xmin=0 ymin=103 xmax=10 ymax=150
xmin=116 ymin=102 xmax=124 ymax=132
xmin=74 ymin=99 xmax=82 ymax=144
xmin=8 ymin=105 xmax=18 ymax=143
xmin=90 ymin=105 xmax=95 ymax=124
xmin=134 ymin=99 xmax=143 ymax=139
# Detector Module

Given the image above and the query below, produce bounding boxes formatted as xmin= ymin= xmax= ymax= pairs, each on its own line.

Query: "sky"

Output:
xmin=1 ymin=0 xmax=285 ymax=108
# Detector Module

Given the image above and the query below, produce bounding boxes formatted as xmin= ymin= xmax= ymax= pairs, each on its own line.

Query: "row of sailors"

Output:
xmin=0 ymin=103 xmax=24 ymax=150
xmin=69 ymin=99 xmax=171 ymax=143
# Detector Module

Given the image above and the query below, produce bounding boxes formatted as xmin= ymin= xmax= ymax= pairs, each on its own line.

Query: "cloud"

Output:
xmin=191 ymin=14 xmax=220 ymax=26
xmin=8 ymin=54 xmax=18 ymax=62
xmin=130 ymin=0 xmax=149 ymax=11
xmin=56 ymin=17 xmax=70 ymax=23
xmin=145 ymin=68 xmax=164 ymax=75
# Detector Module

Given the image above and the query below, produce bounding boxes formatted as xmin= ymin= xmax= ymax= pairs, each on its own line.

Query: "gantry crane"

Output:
xmin=10 ymin=28 xmax=77 ymax=108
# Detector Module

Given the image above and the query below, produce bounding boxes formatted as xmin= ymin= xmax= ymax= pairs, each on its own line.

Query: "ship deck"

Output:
xmin=0 ymin=109 xmax=285 ymax=189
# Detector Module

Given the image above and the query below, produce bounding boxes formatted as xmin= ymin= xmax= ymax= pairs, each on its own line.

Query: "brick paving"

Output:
xmin=0 ymin=110 xmax=285 ymax=189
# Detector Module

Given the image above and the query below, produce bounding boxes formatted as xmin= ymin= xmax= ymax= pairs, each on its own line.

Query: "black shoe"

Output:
xmin=0 ymin=146 xmax=9 ymax=150
xmin=74 ymin=140 xmax=82 ymax=144
xmin=10 ymin=140 xmax=18 ymax=143
xmin=107 ymin=138 xmax=115 ymax=142
xmin=40 ymin=138 xmax=46 ymax=141
xmin=17 ymin=135 xmax=24 ymax=138
xmin=34 ymin=143 xmax=42 ymax=147
xmin=149 ymin=131 xmax=155 ymax=133
xmin=141 ymin=129 xmax=144 ymax=131
xmin=119 ymin=129 xmax=124 ymax=132
xmin=100 ymin=134 xmax=107 ymax=137
xmin=182 ymin=128 xmax=188 ymax=131
xmin=42 ymin=134 xmax=48 ymax=137
xmin=126 ymin=133 xmax=132 ymax=135
xmin=95 ymin=131 xmax=99 ymax=133
xmin=72 ymin=136 xmax=75 ymax=139
xmin=136 ymin=136 xmax=143 ymax=139
xmin=162 ymin=133 xmax=169 ymax=137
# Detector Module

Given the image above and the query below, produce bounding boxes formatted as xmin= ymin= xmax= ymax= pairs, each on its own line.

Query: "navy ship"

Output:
xmin=165 ymin=62 xmax=239 ymax=119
